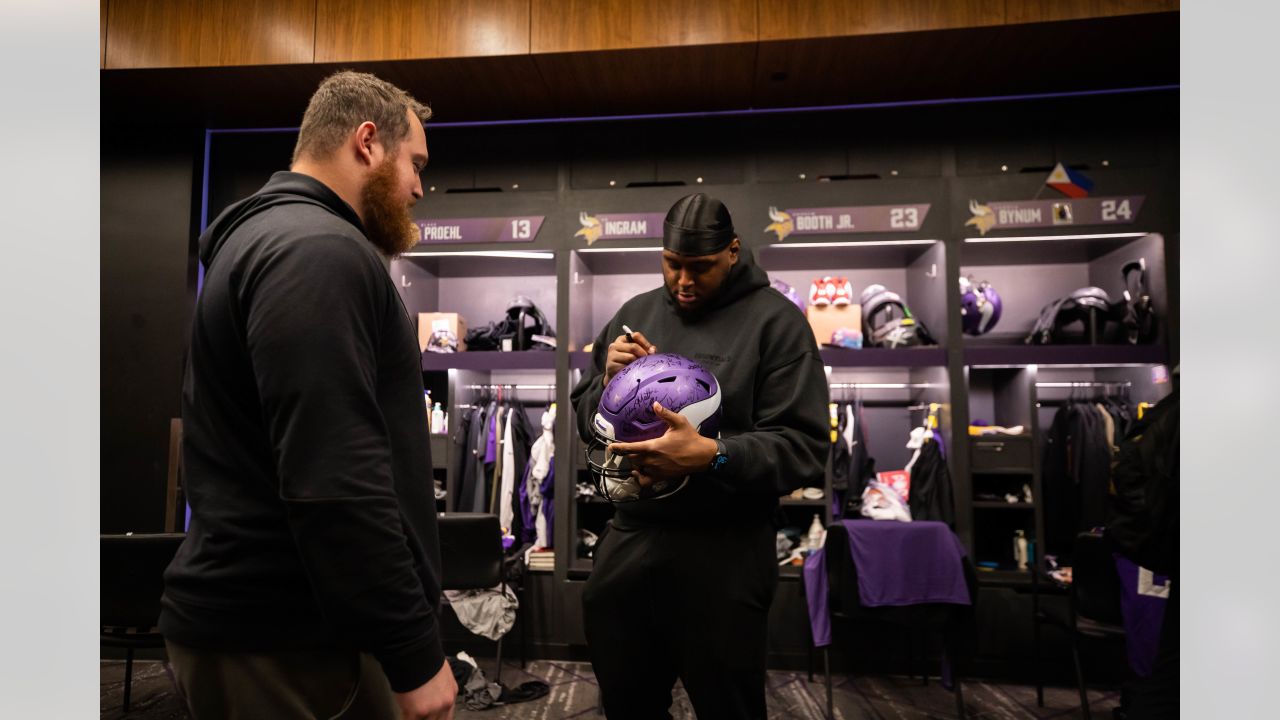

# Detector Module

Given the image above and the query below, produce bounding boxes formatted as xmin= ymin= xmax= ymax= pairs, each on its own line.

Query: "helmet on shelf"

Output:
xmin=770 ymin=278 xmax=806 ymax=314
xmin=584 ymin=353 xmax=722 ymax=503
xmin=958 ymin=276 xmax=1003 ymax=336
xmin=860 ymin=284 xmax=936 ymax=348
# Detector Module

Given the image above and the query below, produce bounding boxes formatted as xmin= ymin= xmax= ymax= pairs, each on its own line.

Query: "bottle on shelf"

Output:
xmin=807 ymin=513 xmax=825 ymax=554
xmin=431 ymin=402 xmax=444 ymax=434
xmin=1013 ymin=529 xmax=1029 ymax=571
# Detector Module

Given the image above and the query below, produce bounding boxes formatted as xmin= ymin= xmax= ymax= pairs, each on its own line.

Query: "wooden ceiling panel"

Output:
xmin=200 ymin=0 xmax=315 ymax=67
xmin=103 ymin=13 xmax=1176 ymax=129
xmin=316 ymin=0 xmax=529 ymax=63
xmin=428 ymin=0 xmax=532 ymax=57
xmin=105 ymin=0 xmax=202 ymax=69
xmin=1007 ymin=0 xmax=1178 ymax=25
xmin=316 ymin=0 xmax=428 ymax=63
xmin=531 ymin=0 xmax=755 ymax=53
xmin=758 ymin=0 xmax=1005 ymax=42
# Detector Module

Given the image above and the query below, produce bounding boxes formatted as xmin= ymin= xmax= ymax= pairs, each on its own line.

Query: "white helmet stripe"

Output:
xmin=678 ymin=380 xmax=721 ymax=433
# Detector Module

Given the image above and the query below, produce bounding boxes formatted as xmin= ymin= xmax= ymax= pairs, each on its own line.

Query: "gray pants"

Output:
xmin=165 ymin=640 xmax=398 ymax=720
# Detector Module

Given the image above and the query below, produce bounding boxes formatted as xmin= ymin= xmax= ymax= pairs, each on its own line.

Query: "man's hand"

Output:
xmin=394 ymin=658 xmax=456 ymax=720
xmin=603 ymin=331 xmax=657 ymax=388
xmin=608 ymin=401 xmax=718 ymax=485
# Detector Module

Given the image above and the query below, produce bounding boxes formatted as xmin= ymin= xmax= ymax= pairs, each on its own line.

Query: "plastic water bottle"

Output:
xmin=431 ymin=402 xmax=444 ymax=434
xmin=807 ymin=514 xmax=824 ymax=553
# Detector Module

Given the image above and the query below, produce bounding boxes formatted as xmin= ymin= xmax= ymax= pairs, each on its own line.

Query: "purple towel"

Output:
xmin=804 ymin=519 xmax=970 ymax=647
xmin=844 ymin=519 xmax=970 ymax=608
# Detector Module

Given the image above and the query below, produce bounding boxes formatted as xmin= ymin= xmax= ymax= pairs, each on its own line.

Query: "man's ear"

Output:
xmin=353 ymin=121 xmax=379 ymax=167
xmin=728 ymin=237 xmax=741 ymax=265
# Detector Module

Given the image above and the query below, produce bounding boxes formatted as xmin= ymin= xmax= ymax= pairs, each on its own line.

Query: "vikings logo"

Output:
xmin=764 ymin=206 xmax=794 ymax=241
xmin=574 ymin=212 xmax=603 ymax=245
xmin=965 ymin=200 xmax=996 ymax=236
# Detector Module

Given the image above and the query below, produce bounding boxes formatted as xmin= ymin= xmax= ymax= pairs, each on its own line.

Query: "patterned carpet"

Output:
xmin=102 ymin=658 xmax=1120 ymax=719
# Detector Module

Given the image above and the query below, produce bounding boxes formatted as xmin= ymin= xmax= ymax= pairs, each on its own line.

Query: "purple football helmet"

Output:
xmin=770 ymin=278 xmax=806 ymax=314
xmin=585 ymin=353 xmax=723 ymax=502
xmin=959 ymin=276 xmax=1003 ymax=336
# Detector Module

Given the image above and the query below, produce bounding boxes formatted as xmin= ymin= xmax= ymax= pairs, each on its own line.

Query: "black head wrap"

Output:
xmin=662 ymin=193 xmax=736 ymax=256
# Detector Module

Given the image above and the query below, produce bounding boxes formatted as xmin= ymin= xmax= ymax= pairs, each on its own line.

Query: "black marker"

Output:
xmin=622 ymin=324 xmax=635 ymax=344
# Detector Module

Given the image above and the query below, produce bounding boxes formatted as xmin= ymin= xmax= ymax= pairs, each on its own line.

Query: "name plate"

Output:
xmin=764 ymin=204 xmax=931 ymax=241
xmin=412 ymin=216 xmax=544 ymax=246
xmin=964 ymin=196 xmax=1144 ymax=235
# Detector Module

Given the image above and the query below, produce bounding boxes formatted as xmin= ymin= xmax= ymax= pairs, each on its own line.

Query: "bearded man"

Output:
xmin=160 ymin=71 xmax=456 ymax=720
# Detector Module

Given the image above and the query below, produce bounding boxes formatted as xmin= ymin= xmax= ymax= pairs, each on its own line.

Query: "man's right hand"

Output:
xmin=394 ymin=658 xmax=456 ymax=720
xmin=604 ymin=331 xmax=657 ymax=388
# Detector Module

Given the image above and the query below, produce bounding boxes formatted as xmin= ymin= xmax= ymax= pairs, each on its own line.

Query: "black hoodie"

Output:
xmin=159 ymin=172 xmax=444 ymax=693
xmin=570 ymin=248 xmax=830 ymax=527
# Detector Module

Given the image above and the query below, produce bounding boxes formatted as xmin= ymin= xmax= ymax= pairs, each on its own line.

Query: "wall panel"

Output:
xmin=316 ymin=0 xmax=529 ymax=63
xmin=106 ymin=0 xmax=314 ymax=69
xmin=1007 ymin=0 xmax=1178 ymax=25
xmin=759 ymin=0 xmax=1005 ymax=41
xmin=199 ymin=0 xmax=315 ymax=67
xmin=531 ymin=0 xmax=756 ymax=53
xmin=105 ymin=0 xmax=203 ymax=68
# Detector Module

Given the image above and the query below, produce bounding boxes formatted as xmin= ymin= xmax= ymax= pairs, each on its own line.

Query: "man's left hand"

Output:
xmin=608 ymin=401 xmax=718 ymax=486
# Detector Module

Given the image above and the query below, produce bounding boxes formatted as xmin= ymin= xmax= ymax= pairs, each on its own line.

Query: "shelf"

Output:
xmin=422 ymin=352 xmax=557 ymax=371
xmin=568 ymin=558 xmax=593 ymax=579
xmin=973 ymin=501 xmax=1036 ymax=510
xmin=964 ymin=344 xmax=1167 ymax=368
xmin=780 ymin=498 xmax=827 ymax=507
xmin=975 ymin=568 xmax=1032 ymax=587
xmin=960 ymin=233 xmax=1154 ymax=266
xmin=819 ymin=347 xmax=947 ymax=367
xmin=571 ymin=347 xmax=948 ymax=369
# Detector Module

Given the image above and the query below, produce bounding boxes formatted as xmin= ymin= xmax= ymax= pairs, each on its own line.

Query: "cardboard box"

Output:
xmin=418 ymin=312 xmax=467 ymax=353
xmin=807 ymin=304 xmax=862 ymax=347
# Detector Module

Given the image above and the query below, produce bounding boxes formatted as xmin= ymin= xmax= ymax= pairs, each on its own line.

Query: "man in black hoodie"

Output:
xmin=571 ymin=193 xmax=829 ymax=719
xmin=160 ymin=71 xmax=456 ymax=719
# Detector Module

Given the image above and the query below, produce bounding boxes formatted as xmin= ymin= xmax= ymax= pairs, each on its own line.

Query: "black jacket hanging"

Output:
xmin=907 ymin=439 xmax=955 ymax=526
xmin=1042 ymin=401 xmax=1113 ymax=559
xmin=832 ymin=401 xmax=875 ymax=518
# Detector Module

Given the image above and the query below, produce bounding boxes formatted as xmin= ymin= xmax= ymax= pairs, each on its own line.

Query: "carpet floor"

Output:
xmin=102 ymin=658 xmax=1119 ymax=719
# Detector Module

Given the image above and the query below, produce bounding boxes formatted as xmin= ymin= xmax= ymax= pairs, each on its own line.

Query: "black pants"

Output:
xmin=165 ymin=640 xmax=399 ymax=720
xmin=1126 ymin=573 xmax=1179 ymax=719
xmin=583 ymin=520 xmax=779 ymax=720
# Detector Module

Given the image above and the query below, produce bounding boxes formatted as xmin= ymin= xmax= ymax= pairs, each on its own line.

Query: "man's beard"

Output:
xmin=359 ymin=158 xmax=419 ymax=257
xmin=666 ymin=276 xmax=726 ymax=319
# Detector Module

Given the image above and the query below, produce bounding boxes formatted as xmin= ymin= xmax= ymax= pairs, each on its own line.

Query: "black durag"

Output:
xmin=663 ymin=193 xmax=736 ymax=256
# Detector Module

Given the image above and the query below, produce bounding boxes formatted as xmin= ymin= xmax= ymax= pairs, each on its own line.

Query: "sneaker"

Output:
xmin=831 ymin=277 xmax=853 ymax=306
xmin=809 ymin=278 xmax=831 ymax=306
